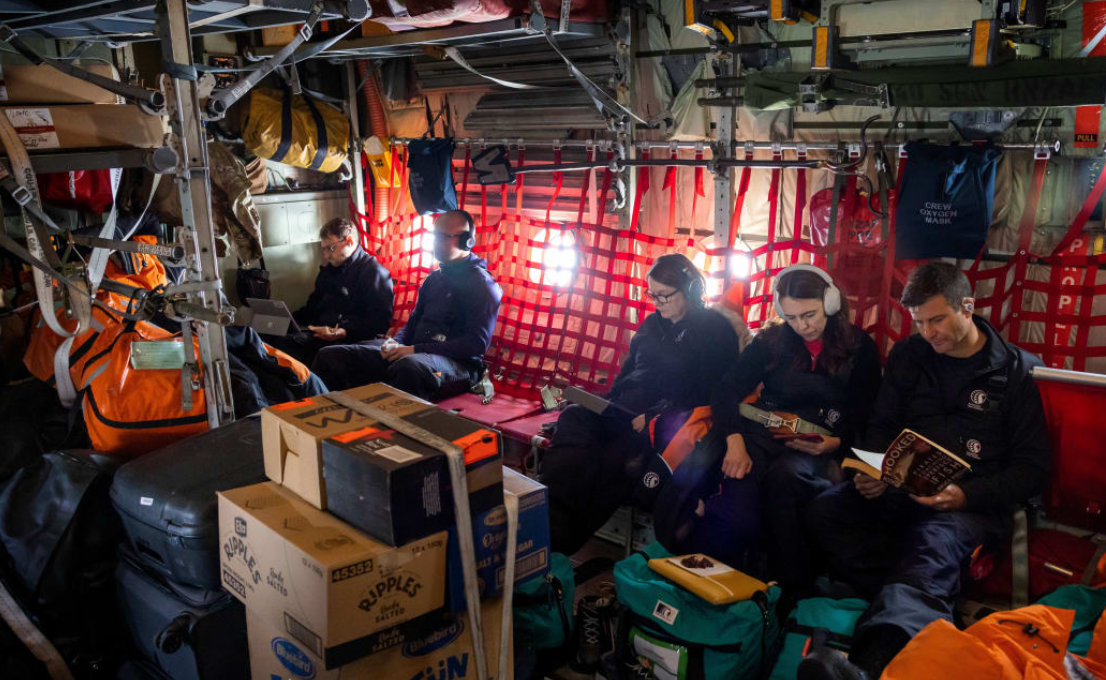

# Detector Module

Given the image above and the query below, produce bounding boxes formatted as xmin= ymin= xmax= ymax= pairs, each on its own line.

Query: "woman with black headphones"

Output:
xmin=665 ymin=264 xmax=881 ymax=591
xmin=541 ymin=254 xmax=742 ymax=556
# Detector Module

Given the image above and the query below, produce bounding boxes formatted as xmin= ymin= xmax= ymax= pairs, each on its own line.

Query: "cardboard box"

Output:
xmin=0 ymin=63 xmax=124 ymax=104
xmin=218 ymin=482 xmax=448 ymax=668
xmin=248 ymin=597 xmax=512 ymax=680
xmin=322 ymin=405 xmax=503 ymax=546
xmin=262 ymin=384 xmax=429 ymax=509
xmin=1 ymin=105 xmax=167 ymax=151
xmin=447 ymin=467 xmax=551 ymax=611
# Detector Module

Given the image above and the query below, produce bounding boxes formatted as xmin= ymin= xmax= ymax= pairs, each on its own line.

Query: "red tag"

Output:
xmin=1075 ymin=106 xmax=1101 ymax=149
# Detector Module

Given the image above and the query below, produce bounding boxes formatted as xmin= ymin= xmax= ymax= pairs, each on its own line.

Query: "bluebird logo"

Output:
xmin=402 ymin=620 xmax=464 ymax=657
xmin=272 ymin=638 xmax=315 ymax=679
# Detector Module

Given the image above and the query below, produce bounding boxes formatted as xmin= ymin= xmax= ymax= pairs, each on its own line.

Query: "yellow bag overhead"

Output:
xmin=241 ymin=88 xmax=349 ymax=174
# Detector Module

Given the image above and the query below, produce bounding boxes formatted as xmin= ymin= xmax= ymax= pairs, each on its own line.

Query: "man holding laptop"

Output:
xmin=311 ymin=209 xmax=502 ymax=402
xmin=263 ymin=217 xmax=393 ymax=366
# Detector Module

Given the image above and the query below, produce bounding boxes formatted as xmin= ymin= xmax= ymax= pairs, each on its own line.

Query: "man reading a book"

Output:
xmin=800 ymin=262 xmax=1052 ymax=680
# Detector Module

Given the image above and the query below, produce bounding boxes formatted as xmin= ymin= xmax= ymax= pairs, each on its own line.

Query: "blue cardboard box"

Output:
xmin=447 ymin=467 xmax=551 ymax=611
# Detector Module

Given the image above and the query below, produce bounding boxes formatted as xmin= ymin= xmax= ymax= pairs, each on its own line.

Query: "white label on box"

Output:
xmin=4 ymin=108 xmax=58 ymax=149
xmin=140 ymin=496 xmax=154 ymax=506
xmin=374 ymin=445 xmax=421 ymax=464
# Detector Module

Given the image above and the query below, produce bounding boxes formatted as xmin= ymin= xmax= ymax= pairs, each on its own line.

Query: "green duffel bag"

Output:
xmin=1037 ymin=584 xmax=1106 ymax=656
xmin=767 ymin=597 xmax=869 ymax=680
xmin=514 ymin=552 xmax=575 ymax=650
xmin=614 ymin=543 xmax=781 ymax=680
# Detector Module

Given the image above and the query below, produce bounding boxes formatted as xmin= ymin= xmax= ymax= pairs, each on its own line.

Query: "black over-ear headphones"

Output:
xmin=457 ymin=210 xmax=476 ymax=250
xmin=681 ymin=264 xmax=705 ymax=303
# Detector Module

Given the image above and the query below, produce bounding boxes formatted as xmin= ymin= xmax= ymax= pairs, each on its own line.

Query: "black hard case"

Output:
xmin=115 ymin=549 xmax=248 ymax=680
xmin=110 ymin=416 xmax=265 ymax=589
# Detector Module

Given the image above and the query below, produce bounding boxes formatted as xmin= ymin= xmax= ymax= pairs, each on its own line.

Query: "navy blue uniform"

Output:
xmin=265 ymin=248 xmax=393 ymax=366
xmin=541 ymin=307 xmax=740 ymax=555
xmin=691 ymin=321 xmax=882 ymax=584
xmin=311 ymin=253 xmax=502 ymax=401
xmin=807 ymin=316 xmax=1051 ymax=661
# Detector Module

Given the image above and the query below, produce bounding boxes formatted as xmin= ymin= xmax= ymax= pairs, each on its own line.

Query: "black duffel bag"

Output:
xmin=0 ymin=450 xmax=127 ymax=676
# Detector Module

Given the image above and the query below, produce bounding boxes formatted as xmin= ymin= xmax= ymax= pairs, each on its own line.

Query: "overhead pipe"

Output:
xmin=356 ymin=59 xmax=391 ymax=223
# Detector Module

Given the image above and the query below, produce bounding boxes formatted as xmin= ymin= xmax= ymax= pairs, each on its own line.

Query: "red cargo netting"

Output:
xmin=349 ymin=144 xmax=1106 ymax=397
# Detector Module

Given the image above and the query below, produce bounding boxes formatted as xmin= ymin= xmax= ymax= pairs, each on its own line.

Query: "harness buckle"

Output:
xmin=10 ymin=185 xmax=31 ymax=206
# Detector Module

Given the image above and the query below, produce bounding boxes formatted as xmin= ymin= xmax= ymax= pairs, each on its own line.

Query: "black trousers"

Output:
xmin=261 ymin=331 xmax=333 ymax=367
xmin=807 ymin=481 xmax=1009 ymax=639
xmin=702 ymin=432 xmax=832 ymax=588
xmin=539 ymin=405 xmax=649 ymax=555
xmin=309 ymin=339 xmax=481 ymax=402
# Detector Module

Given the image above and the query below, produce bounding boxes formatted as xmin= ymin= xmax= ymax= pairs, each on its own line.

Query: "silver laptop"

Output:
xmin=246 ymin=298 xmax=302 ymax=336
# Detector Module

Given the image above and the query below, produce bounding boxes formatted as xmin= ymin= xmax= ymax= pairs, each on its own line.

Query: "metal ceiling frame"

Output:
xmin=0 ymin=0 xmax=356 ymax=41
xmin=252 ymin=17 xmax=608 ymax=60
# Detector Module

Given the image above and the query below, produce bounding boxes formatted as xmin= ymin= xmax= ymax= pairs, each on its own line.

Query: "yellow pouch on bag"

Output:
xmin=648 ymin=554 xmax=770 ymax=605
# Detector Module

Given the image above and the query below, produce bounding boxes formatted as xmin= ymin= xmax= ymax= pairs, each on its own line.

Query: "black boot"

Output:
xmin=846 ymin=624 xmax=913 ymax=678
xmin=797 ymin=648 xmax=868 ymax=680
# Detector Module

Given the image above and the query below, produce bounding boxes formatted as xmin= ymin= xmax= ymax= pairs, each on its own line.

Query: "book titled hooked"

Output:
xmin=842 ymin=429 xmax=971 ymax=497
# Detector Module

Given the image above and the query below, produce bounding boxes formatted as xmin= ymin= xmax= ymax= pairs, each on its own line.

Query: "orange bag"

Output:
xmin=79 ymin=320 xmax=208 ymax=458
xmin=23 ymin=236 xmax=169 ymax=384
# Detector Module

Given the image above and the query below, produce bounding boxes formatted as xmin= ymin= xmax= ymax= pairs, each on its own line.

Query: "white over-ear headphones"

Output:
xmin=773 ymin=264 xmax=842 ymax=317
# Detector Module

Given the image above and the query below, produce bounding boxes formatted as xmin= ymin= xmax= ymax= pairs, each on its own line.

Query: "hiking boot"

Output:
xmin=571 ymin=596 xmax=608 ymax=673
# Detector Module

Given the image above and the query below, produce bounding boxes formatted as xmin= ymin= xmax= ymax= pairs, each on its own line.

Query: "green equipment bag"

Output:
xmin=766 ymin=597 xmax=868 ymax=680
xmin=514 ymin=552 xmax=575 ymax=650
xmin=1036 ymin=584 xmax=1106 ymax=656
xmin=614 ymin=543 xmax=781 ymax=680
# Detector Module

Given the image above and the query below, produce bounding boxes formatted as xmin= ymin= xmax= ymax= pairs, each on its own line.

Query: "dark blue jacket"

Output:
xmin=292 ymin=248 xmax=393 ymax=343
xmin=394 ymin=253 xmax=502 ymax=366
xmin=865 ymin=316 xmax=1051 ymax=513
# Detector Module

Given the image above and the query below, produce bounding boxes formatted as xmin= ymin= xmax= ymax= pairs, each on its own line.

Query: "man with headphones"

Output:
xmin=311 ymin=209 xmax=503 ymax=401
xmin=801 ymin=262 xmax=1052 ymax=680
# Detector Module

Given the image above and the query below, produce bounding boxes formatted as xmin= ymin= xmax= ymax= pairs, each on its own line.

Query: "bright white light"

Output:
xmin=529 ymin=228 xmax=577 ymax=286
xmin=730 ymin=253 xmax=751 ymax=279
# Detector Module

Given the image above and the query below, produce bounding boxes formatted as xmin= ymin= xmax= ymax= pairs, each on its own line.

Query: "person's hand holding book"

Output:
xmin=911 ymin=483 xmax=967 ymax=512
xmin=853 ymin=472 xmax=888 ymax=499
xmin=783 ymin=434 xmax=840 ymax=457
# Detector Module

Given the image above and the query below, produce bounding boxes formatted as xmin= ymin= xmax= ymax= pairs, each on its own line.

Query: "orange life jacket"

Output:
xmin=882 ymin=604 xmax=1106 ymax=680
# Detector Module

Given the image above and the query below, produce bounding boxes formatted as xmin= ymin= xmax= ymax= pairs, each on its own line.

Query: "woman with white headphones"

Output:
xmin=670 ymin=264 xmax=882 ymax=590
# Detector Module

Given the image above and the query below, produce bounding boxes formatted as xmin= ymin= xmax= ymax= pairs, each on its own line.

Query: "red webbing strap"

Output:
xmin=791 ymin=151 xmax=807 ymax=266
xmin=576 ymin=146 xmax=595 ymax=227
xmin=691 ymin=148 xmax=705 ymax=222
xmin=877 ymin=153 xmax=907 ymax=351
xmin=387 ymin=145 xmax=400 ymax=220
xmin=629 ymin=149 xmax=650 ymax=232
xmin=514 ymin=147 xmax=526 ymax=219
xmin=459 ymin=144 xmax=471 ymax=211
xmin=501 ymin=147 xmax=510 ymax=223
xmin=1008 ymin=156 xmax=1049 ymax=344
xmin=730 ymin=149 xmax=754 ymax=248
xmin=594 ymin=155 xmax=618 ymax=355
xmin=394 ymin=146 xmax=410 ymax=220
xmin=663 ymin=148 xmax=678 ymax=237
xmin=1072 ymin=241 xmax=1100 ymax=372
xmin=479 ymin=144 xmax=488 ymax=230
xmin=758 ymin=150 xmax=783 ymax=325
xmin=545 ymin=146 xmax=563 ymax=224
xmin=1043 ymin=250 xmax=1066 ymax=368
xmin=1052 ymin=160 xmax=1106 ymax=257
